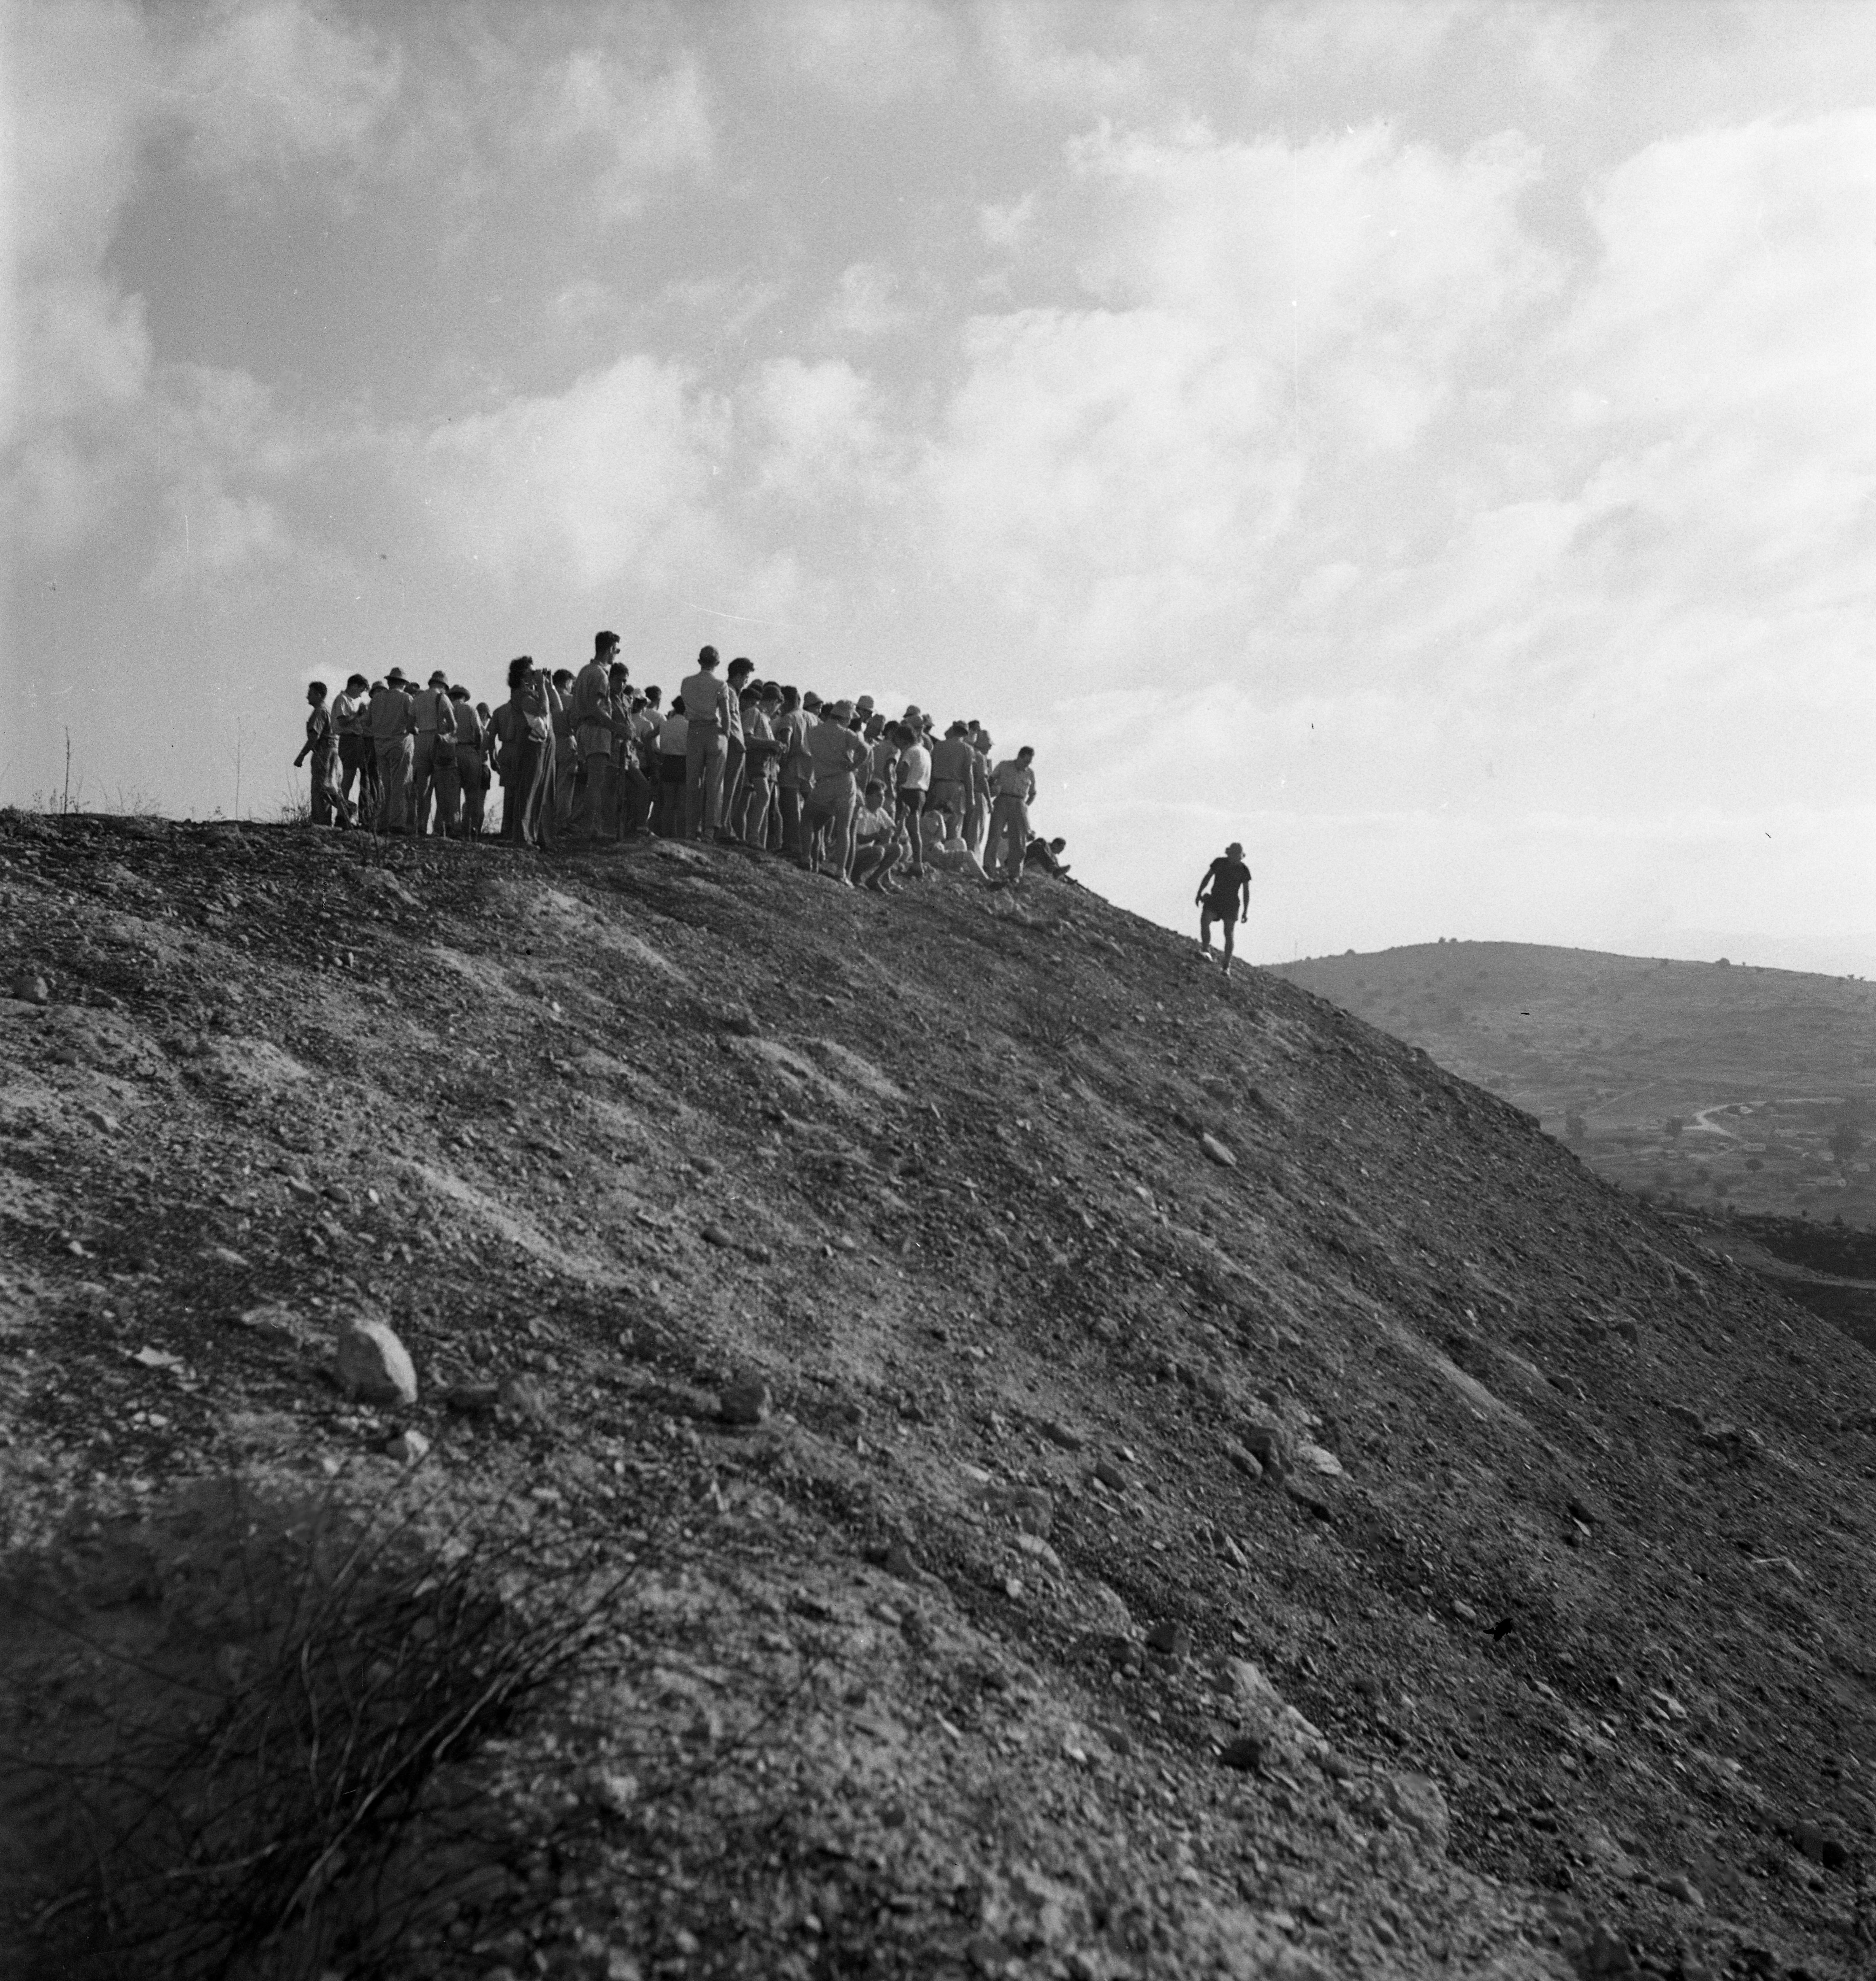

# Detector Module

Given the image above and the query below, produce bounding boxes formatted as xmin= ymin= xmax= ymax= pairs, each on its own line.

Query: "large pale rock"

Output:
xmin=335 ymin=1320 xmax=418 ymax=1406
xmin=1384 ymin=1771 xmax=1451 ymax=1856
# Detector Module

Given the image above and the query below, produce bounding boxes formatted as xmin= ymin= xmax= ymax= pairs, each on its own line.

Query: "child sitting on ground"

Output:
xmin=852 ymin=779 xmax=905 ymax=892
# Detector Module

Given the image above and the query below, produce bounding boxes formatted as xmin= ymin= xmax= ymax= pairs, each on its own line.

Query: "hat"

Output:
xmin=903 ymin=705 xmax=922 ymax=723
xmin=831 ymin=698 xmax=855 ymax=719
xmin=385 ymin=667 xmax=407 ymax=685
xmin=855 ymin=695 xmax=875 ymax=713
xmin=428 ymin=669 xmax=448 ymax=687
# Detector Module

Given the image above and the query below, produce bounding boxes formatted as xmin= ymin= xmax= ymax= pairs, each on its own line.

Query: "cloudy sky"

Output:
xmin=5 ymin=1 xmax=1873 ymax=971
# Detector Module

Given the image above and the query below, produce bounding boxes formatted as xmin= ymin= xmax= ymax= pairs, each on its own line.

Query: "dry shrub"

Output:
xmin=0 ymin=1471 xmax=644 ymax=1980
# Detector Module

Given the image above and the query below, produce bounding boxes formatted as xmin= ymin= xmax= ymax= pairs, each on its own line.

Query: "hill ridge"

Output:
xmin=1 ymin=813 xmax=1872 ymax=1980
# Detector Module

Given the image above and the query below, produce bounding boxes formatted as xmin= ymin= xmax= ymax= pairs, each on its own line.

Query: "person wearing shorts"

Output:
xmin=851 ymin=779 xmax=904 ymax=891
xmin=1196 ymin=841 xmax=1252 ymax=975
xmin=655 ymin=699 xmax=689 ymax=838
xmin=801 ymin=698 xmax=869 ymax=882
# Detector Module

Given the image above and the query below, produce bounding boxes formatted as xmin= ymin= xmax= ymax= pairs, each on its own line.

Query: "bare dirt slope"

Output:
xmin=2 ymin=813 xmax=1872 ymax=1981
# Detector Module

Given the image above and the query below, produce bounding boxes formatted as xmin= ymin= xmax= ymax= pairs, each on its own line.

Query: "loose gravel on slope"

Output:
xmin=1 ymin=810 xmax=1872 ymax=1981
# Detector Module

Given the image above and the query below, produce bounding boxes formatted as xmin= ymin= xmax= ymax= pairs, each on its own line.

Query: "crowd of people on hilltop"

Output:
xmin=293 ymin=636 xmax=1073 ymax=891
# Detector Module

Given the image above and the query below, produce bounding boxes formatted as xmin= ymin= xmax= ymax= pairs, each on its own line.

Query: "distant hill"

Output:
xmin=1271 ymin=941 xmax=1876 ymax=1228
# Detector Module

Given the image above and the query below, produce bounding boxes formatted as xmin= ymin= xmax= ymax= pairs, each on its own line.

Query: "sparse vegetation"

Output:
xmin=2 ymin=1472 xmax=655 ymax=1980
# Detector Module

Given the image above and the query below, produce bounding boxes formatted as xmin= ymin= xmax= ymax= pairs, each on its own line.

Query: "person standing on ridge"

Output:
xmin=680 ymin=645 xmax=736 ymax=840
xmin=571 ymin=632 xmax=618 ymax=842
xmin=985 ymin=744 xmax=1036 ymax=883
xmin=368 ymin=669 xmax=416 ymax=834
xmin=1196 ymin=841 xmax=1252 ymax=976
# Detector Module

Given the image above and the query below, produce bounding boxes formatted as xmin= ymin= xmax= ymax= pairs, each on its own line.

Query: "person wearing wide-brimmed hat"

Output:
xmin=1196 ymin=841 xmax=1252 ymax=976
xmin=367 ymin=668 xmax=417 ymax=833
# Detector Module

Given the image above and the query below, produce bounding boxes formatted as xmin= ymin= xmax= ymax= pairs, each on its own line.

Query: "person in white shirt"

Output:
xmin=851 ymin=779 xmax=905 ymax=891
xmin=679 ymin=645 xmax=737 ymax=840
xmin=655 ymin=699 xmax=689 ymax=838
xmin=892 ymin=722 xmax=931 ymax=879
xmin=985 ymin=745 xmax=1037 ymax=883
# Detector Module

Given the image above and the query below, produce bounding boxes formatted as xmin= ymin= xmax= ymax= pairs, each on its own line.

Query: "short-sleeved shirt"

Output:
xmin=928 ymin=737 xmax=971 ymax=785
xmin=1201 ymin=857 xmax=1251 ymax=912
xmin=657 ymin=712 xmax=690 ymax=756
xmin=807 ymin=719 xmax=870 ymax=796
xmin=368 ymin=687 xmax=413 ymax=743
xmin=305 ymin=705 xmax=335 ymax=754
xmin=991 ymin=758 xmax=1036 ymax=801
xmin=897 ymin=743 xmax=931 ymax=792
xmin=571 ymin=660 xmax=613 ymax=726
xmin=332 ymin=691 xmax=367 ymax=737
xmin=680 ymin=669 xmax=735 ymax=735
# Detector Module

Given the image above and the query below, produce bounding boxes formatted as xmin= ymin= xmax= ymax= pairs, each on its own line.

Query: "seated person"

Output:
xmin=851 ymin=779 xmax=905 ymax=892
xmin=1023 ymin=834 xmax=1070 ymax=878
xmin=924 ymin=813 xmax=988 ymax=882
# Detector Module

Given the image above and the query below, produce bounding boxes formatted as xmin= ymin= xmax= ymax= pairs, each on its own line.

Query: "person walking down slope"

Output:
xmin=985 ymin=745 xmax=1037 ymax=883
xmin=1196 ymin=841 xmax=1252 ymax=977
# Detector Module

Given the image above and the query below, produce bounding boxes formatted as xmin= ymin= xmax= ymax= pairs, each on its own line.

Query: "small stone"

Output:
xmin=498 ymin=1374 xmax=549 ymax=1423
xmin=1451 ymin=1598 xmax=1480 ymax=1624
xmin=442 ymin=1382 xmax=501 ymax=1415
xmin=1318 ymin=1749 xmax=1353 ymax=1781
xmin=1146 ymin=1620 xmax=1192 ymax=1659
xmin=1791 ymin=1819 xmax=1847 ymax=1869
xmin=335 ymin=1320 xmax=418 ymax=1406
xmin=883 ymin=1539 xmax=919 ymax=1579
xmin=1240 ymin=1417 xmax=1291 ymax=1481
xmin=1200 ymin=1132 xmax=1237 ymax=1168
xmin=1296 ymin=1441 xmax=1344 ymax=1478
xmin=385 ymin=1428 xmax=431 ymax=1464
xmin=719 ymin=1380 xmax=771 ymax=1426
xmin=83 ymin=1105 xmax=120 ymax=1133
xmin=1015 ymin=1531 xmax=1065 ymax=1575
xmin=10 ymin=971 xmax=50 ymax=1005
xmin=286 ymin=1177 xmax=320 ymax=1200
xmin=1042 ymin=1418 xmax=1084 ymax=1451
xmin=1656 ymin=1873 xmax=1703 ymax=1907
xmin=702 ymin=1222 xmax=734 ymax=1248
xmin=1092 ymin=1457 xmax=1128 ymax=1491
xmin=1218 ymin=1733 xmax=1266 ymax=1771
xmin=1224 ymin=1441 xmax=1265 ymax=1483
xmin=1283 ymin=1476 xmax=1333 ymax=1520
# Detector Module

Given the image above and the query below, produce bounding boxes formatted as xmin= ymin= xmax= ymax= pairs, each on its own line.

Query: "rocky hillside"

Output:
xmin=1 ymin=812 xmax=1872 ymax=1981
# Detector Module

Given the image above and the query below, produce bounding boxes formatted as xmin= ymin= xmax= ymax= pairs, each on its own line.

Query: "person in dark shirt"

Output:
xmin=1196 ymin=841 xmax=1251 ymax=975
